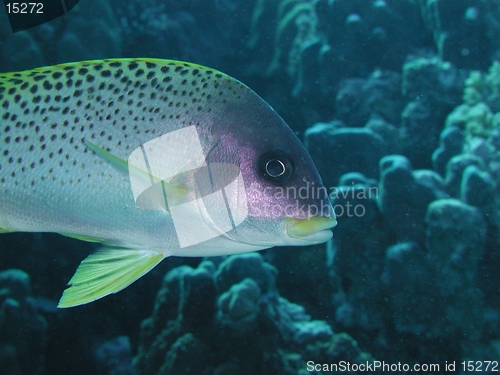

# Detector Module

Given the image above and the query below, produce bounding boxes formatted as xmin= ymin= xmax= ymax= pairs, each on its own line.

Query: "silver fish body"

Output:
xmin=0 ymin=58 xmax=336 ymax=306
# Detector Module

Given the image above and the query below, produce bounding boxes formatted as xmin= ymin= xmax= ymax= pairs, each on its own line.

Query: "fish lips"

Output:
xmin=285 ymin=216 xmax=337 ymax=244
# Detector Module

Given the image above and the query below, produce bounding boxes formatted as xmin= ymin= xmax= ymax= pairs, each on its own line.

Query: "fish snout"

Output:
xmin=285 ymin=215 xmax=337 ymax=244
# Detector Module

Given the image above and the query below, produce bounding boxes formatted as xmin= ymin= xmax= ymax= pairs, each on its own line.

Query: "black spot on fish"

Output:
xmin=55 ymin=82 xmax=63 ymax=91
xmin=33 ymin=95 xmax=41 ymax=103
xmin=74 ymin=90 xmax=82 ymax=97
xmin=93 ymin=64 xmax=103 ymax=71
xmin=34 ymin=75 xmax=46 ymax=82
xmin=2 ymin=100 xmax=9 ymax=109
xmin=78 ymin=68 xmax=89 ymax=76
xmin=109 ymin=61 xmax=122 ymax=67
xmin=8 ymin=87 xmax=16 ymax=95
xmin=128 ymin=62 xmax=139 ymax=71
xmin=161 ymin=66 xmax=170 ymax=74
xmin=135 ymin=69 xmax=144 ymax=77
xmin=75 ymin=80 xmax=83 ymax=88
xmin=14 ymin=94 xmax=21 ymax=103
xmin=86 ymin=75 xmax=95 ymax=83
xmin=101 ymin=70 xmax=111 ymax=78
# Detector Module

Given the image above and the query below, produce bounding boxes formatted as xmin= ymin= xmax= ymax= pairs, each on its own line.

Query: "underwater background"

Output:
xmin=1 ymin=0 xmax=500 ymax=374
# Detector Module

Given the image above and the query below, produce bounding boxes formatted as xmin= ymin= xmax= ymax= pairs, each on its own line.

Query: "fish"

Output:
xmin=0 ymin=58 xmax=336 ymax=308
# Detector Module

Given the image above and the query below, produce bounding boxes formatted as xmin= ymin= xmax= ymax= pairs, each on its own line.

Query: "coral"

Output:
xmin=248 ymin=0 xmax=318 ymax=78
xmin=460 ymin=165 xmax=496 ymax=207
xmin=134 ymin=254 xmax=374 ymax=375
xmin=418 ymin=0 xmax=500 ymax=69
xmin=425 ymin=199 xmax=486 ymax=337
xmin=381 ymin=198 xmax=489 ymax=341
xmin=400 ymin=57 xmax=464 ymax=168
xmin=364 ymin=117 xmax=399 ymax=155
xmin=95 ymin=336 xmax=134 ymax=375
xmin=432 ymin=125 xmax=464 ymax=176
xmin=0 ymin=269 xmax=47 ymax=375
xmin=444 ymin=153 xmax=484 ymax=198
xmin=304 ymin=124 xmax=388 ymax=188
xmin=446 ymin=61 xmax=500 ymax=145
xmin=378 ymin=155 xmax=437 ymax=242
xmin=335 ymin=70 xmax=403 ymax=127
xmin=401 ymin=57 xmax=463 ymax=109
xmin=327 ymin=172 xmax=388 ymax=332
xmin=381 ymin=242 xmax=436 ymax=335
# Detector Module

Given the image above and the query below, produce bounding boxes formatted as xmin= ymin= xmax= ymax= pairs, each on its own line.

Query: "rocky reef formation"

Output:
xmin=133 ymin=254 xmax=374 ymax=375
xmin=0 ymin=269 xmax=47 ymax=375
xmin=303 ymin=59 xmax=500 ymax=364
xmin=1 ymin=0 xmax=500 ymax=373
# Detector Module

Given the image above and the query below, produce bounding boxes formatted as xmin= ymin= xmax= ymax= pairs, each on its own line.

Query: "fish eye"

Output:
xmin=258 ymin=151 xmax=295 ymax=184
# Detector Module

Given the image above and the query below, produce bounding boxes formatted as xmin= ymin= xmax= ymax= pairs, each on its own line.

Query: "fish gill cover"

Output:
xmin=0 ymin=0 xmax=500 ymax=374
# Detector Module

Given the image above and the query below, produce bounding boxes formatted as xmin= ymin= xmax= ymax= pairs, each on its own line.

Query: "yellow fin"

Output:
xmin=57 ymin=248 xmax=164 ymax=308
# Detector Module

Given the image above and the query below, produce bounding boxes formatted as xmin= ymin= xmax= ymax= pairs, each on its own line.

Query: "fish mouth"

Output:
xmin=285 ymin=216 xmax=337 ymax=244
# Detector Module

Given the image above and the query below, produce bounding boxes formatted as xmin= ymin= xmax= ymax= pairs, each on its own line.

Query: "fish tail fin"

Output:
xmin=57 ymin=247 xmax=165 ymax=308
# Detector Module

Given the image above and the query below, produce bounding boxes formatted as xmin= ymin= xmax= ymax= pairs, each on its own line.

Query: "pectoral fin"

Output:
xmin=84 ymin=140 xmax=191 ymax=211
xmin=58 ymin=247 xmax=164 ymax=308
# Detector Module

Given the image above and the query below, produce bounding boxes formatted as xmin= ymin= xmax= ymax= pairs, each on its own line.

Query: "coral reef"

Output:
xmin=1 ymin=0 xmax=500 ymax=373
xmin=95 ymin=336 xmax=134 ymax=375
xmin=134 ymin=254 xmax=374 ymax=375
xmin=305 ymin=123 xmax=388 ymax=188
xmin=418 ymin=0 xmax=500 ymax=70
xmin=0 ymin=269 xmax=47 ymax=375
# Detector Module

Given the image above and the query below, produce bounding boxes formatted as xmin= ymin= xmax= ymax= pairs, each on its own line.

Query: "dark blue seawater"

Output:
xmin=1 ymin=0 xmax=500 ymax=374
